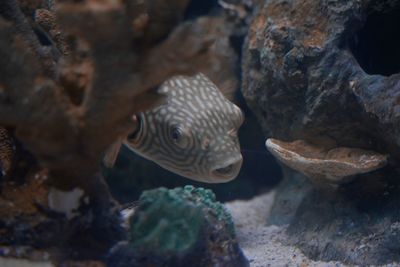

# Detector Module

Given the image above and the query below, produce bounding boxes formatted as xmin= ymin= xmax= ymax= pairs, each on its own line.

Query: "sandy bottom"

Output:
xmin=225 ymin=191 xmax=345 ymax=267
xmin=3 ymin=190 xmax=399 ymax=267
xmin=0 ymin=258 xmax=54 ymax=267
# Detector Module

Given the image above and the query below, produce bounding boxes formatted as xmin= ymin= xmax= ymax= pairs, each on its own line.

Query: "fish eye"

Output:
xmin=171 ymin=127 xmax=181 ymax=141
xmin=169 ymin=125 xmax=189 ymax=148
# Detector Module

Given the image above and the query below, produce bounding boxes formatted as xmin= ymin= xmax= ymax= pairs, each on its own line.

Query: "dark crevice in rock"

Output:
xmin=184 ymin=0 xmax=219 ymax=20
xmin=349 ymin=6 xmax=400 ymax=76
xmin=33 ymin=27 xmax=52 ymax=46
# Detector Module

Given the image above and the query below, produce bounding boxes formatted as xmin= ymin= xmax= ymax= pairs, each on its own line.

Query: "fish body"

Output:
xmin=123 ymin=73 xmax=244 ymax=183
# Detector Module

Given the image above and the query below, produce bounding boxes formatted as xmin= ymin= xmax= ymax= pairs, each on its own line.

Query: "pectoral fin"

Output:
xmin=103 ymin=139 xmax=122 ymax=168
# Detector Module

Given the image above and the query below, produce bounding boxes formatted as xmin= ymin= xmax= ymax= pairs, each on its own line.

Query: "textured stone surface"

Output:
xmin=256 ymin=168 xmax=400 ymax=266
xmin=241 ymin=0 xmax=400 ymax=265
xmin=283 ymin=169 xmax=400 ymax=266
xmin=242 ymin=0 xmax=400 ymax=159
xmin=266 ymin=138 xmax=388 ymax=185
xmin=0 ymin=0 xmax=248 ymax=264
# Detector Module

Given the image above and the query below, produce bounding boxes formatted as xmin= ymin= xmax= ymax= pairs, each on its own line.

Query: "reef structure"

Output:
xmin=0 ymin=0 xmax=244 ymax=264
xmin=240 ymin=0 xmax=400 ymax=265
xmin=242 ymin=0 xmax=400 ymax=158
xmin=108 ymin=186 xmax=249 ymax=267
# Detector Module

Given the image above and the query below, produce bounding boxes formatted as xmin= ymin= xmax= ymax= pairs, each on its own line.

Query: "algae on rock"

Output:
xmin=108 ymin=186 xmax=248 ymax=267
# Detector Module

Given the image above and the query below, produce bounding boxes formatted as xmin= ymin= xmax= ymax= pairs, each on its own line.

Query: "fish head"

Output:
xmin=124 ymin=74 xmax=244 ymax=183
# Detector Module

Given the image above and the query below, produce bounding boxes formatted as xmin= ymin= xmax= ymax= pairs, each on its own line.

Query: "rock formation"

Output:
xmin=108 ymin=186 xmax=249 ymax=267
xmin=241 ymin=0 xmax=400 ymax=264
xmin=266 ymin=138 xmax=388 ymax=185
xmin=0 ymin=0 xmax=243 ymax=264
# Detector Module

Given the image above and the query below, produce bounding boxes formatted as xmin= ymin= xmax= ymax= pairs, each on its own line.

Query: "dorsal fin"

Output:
xmin=195 ymin=72 xmax=237 ymax=102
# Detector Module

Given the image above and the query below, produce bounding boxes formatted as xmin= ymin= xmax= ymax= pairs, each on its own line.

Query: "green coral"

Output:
xmin=128 ymin=186 xmax=235 ymax=254
xmin=182 ymin=185 xmax=235 ymax=235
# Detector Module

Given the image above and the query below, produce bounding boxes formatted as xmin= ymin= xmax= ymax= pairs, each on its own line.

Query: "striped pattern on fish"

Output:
xmin=124 ymin=73 xmax=244 ymax=183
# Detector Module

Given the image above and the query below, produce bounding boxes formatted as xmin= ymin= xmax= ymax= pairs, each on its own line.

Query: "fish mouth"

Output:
xmin=210 ymin=156 xmax=243 ymax=182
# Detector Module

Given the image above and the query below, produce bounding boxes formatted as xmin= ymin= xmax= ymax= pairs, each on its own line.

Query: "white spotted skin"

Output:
xmin=124 ymin=73 xmax=244 ymax=183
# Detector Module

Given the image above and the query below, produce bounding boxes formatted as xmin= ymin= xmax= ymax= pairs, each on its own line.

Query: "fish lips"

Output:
xmin=208 ymin=155 xmax=243 ymax=183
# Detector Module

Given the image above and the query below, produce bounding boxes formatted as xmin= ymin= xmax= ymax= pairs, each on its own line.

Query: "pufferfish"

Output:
xmin=105 ymin=73 xmax=244 ymax=183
